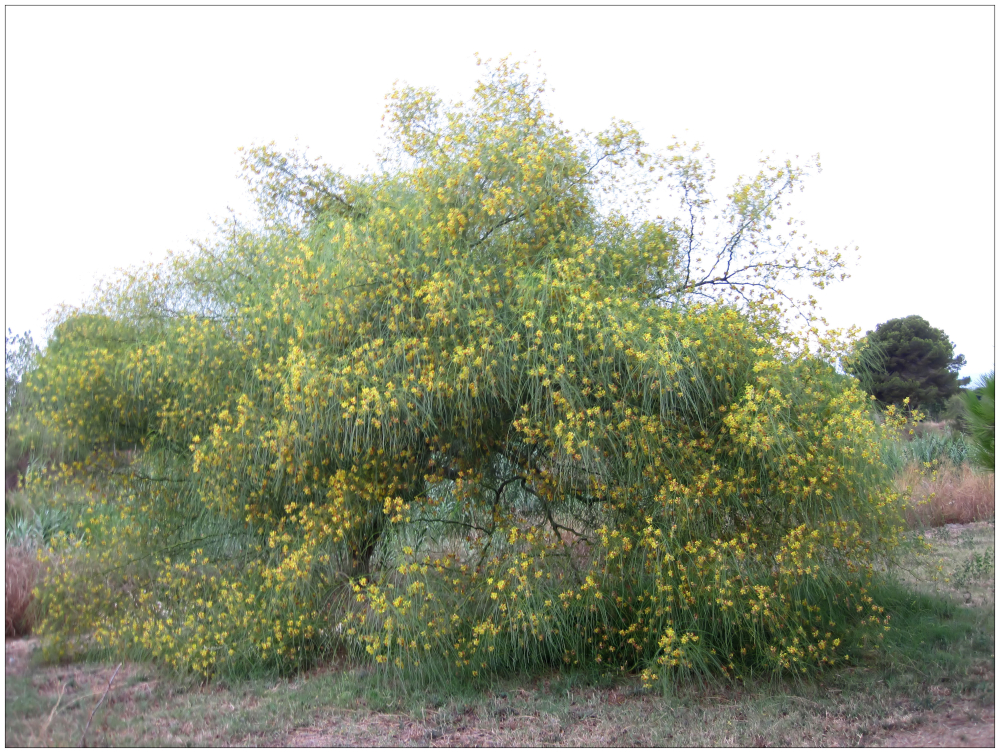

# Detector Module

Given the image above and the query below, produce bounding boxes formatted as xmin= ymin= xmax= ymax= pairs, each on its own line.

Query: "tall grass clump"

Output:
xmin=22 ymin=60 xmax=906 ymax=688
xmin=884 ymin=400 xmax=994 ymax=529
xmin=896 ymin=462 xmax=995 ymax=528
xmin=900 ymin=431 xmax=973 ymax=468
xmin=6 ymin=545 xmax=41 ymax=637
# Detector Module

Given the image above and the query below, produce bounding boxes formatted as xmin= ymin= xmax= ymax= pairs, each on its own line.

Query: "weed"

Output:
xmin=951 ymin=549 xmax=995 ymax=590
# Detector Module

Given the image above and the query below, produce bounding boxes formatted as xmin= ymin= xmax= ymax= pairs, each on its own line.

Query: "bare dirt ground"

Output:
xmin=877 ymin=707 xmax=994 ymax=748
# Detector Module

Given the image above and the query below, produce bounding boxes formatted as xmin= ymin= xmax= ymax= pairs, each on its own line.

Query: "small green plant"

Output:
xmin=956 ymin=527 xmax=976 ymax=549
xmin=5 ymin=505 xmax=71 ymax=547
xmin=5 ymin=486 xmax=73 ymax=547
xmin=887 ymin=429 xmax=972 ymax=473
xmin=950 ymin=548 xmax=995 ymax=589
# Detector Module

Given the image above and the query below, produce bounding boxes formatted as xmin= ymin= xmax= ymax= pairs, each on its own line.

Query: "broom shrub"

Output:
xmin=22 ymin=59 xmax=907 ymax=686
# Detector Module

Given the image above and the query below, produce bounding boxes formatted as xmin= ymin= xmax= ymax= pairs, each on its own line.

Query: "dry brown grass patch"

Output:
xmin=898 ymin=464 xmax=995 ymax=528
xmin=911 ymin=420 xmax=958 ymax=439
xmin=5 ymin=545 xmax=41 ymax=637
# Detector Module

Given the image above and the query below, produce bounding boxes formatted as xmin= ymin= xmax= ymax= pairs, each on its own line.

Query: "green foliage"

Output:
xmin=848 ymin=315 xmax=968 ymax=412
xmin=960 ymin=371 xmax=994 ymax=472
xmin=5 ymin=330 xmax=41 ymax=487
xmin=5 ymin=329 xmax=40 ymax=415
xmin=5 ymin=462 xmax=77 ymax=549
xmin=938 ymin=393 xmax=969 ymax=429
xmin=5 ymin=329 xmax=88 ymax=487
xmin=900 ymin=432 xmax=972 ymax=468
xmin=951 ymin=548 xmax=995 ymax=590
xmin=4 ymin=500 xmax=70 ymax=547
xmin=25 ymin=59 xmax=904 ymax=685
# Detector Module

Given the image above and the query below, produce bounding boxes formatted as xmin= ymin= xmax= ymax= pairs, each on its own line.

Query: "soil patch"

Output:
xmin=5 ymin=636 xmax=39 ymax=676
xmin=876 ymin=708 xmax=994 ymax=747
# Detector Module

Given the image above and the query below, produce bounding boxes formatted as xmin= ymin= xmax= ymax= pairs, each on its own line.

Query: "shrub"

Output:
xmin=26 ymin=60 xmax=905 ymax=686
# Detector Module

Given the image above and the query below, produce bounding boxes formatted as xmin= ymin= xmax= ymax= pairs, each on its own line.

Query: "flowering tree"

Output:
xmin=26 ymin=59 xmax=903 ymax=684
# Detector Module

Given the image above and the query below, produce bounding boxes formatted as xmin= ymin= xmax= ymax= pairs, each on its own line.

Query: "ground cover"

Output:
xmin=6 ymin=521 xmax=993 ymax=747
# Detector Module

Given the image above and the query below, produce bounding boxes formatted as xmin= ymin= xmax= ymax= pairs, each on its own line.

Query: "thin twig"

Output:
xmin=40 ymin=682 xmax=68 ymax=739
xmin=81 ymin=662 xmax=121 ymax=747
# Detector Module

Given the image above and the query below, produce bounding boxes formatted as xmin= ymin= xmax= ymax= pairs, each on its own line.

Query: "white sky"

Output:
xmin=5 ymin=6 xmax=995 ymax=380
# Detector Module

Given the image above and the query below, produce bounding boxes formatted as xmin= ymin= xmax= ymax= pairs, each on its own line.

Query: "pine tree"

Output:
xmin=850 ymin=315 xmax=968 ymax=411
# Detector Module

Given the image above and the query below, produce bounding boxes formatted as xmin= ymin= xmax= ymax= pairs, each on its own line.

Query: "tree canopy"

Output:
xmin=23 ymin=59 xmax=904 ymax=685
xmin=849 ymin=315 xmax=968 ymax=411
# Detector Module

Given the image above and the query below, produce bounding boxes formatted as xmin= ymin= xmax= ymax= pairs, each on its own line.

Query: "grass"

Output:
xmin=6 ymin=484 xmax=73 ymax=639
xmin=5 ymin=544 xmax=40 ymax=638
xmin=898 ymin=425 xmax=974 ymax=467
xmin=5 ymin=485 xmax=81 ymax=548
xmin=6 ymin=520 xmax=994 ymax=747
xmin=886 ymin=420 xmax=993 ymax=527
xmin=894 ymin=521 xmax=995 ymax=608
xmin=898 ymin=463 xmax=995 ymax=528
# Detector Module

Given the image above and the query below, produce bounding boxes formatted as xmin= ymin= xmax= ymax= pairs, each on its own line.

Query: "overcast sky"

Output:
xmin=5 ymin=6 xmax=994 ymax=380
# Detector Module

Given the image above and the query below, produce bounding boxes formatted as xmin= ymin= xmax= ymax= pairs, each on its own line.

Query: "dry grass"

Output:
xmin=5 ymin=545 xmax=41 ymax=637
xmin=898 ymin=464 xmax=995 ymax=528
xmin=911 ymin=420 xmax=959 ymax=439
